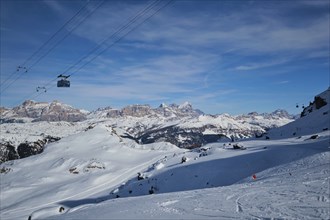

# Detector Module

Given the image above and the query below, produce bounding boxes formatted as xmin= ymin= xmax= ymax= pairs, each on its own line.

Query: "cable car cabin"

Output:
xmin=57 ymin=79 xmax=70 ymax=87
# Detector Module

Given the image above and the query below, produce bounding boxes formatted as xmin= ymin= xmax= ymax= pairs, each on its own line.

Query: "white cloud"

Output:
xmin=64 ymin=1 xmax=329 ymax=61
xmin=70 ymin=53 xmax=219 ymax=101
xmin=234 ymin=58 xmax=291 ymax=71
xmin=2 ymin=0 xmax=329 ymax=114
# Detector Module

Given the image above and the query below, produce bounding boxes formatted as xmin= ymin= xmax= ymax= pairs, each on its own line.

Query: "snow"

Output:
xmin=202 ymin=129 xmax=217 ymax=135
xmin=40 ymin=131 xmax=329 ymax=220
xmin=1 ymin=126 xmax=329 ymax=220
xmin=1 ymin=89 xmax=329 ymax=220
xmin=0 ymin=121 xmax=84 ymax=146
xmin=178 ymin=101 xmax=191 ymax=109
xmin=268 ymin=89 xmax=329 ymax=139
xmin=181 ymin=113 xmax=292 ymax=135
xmin=0 ymin=124 xmax=183 ymax=220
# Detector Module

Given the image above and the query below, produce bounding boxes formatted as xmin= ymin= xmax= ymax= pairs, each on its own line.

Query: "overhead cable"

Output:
xmin=1 ymin=0 xmax=105 ymax=94
xmin=13 ymin=0 xmax=174 ymax=106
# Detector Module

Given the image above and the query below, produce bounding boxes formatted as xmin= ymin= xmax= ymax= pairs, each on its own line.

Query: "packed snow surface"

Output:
xmin=0 ymin=124 xmax=182 ymax=220
xmin=47 ymin=140 xmax=330 ymax=220
xmin=1 ymin=127 xmax=329 ymax=219
xmin=1 ymin=89 xmax=329 ymax=220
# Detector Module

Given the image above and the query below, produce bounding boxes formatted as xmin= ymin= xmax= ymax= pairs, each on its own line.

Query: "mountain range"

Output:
xmin=0 ymin=100 xmax=295 ymax=163
xmin=0 ymin=88 xmax=329 ymax=220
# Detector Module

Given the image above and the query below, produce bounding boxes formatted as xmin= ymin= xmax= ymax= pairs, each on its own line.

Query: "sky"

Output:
xmin=0 ymin=0 xmax=329 ymax=115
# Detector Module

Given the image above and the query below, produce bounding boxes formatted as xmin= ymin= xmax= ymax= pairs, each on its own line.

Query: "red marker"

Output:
xmin=252 ymin=174 xmax=257 ymax=180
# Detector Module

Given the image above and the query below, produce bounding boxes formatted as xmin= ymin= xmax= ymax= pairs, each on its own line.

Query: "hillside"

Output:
xmin=46 ymin=133 xmax=329 ymax=220
xmin=0 ymin=88 xmax=329 ymax=220
xmin=0 ymin=101 xmax=294 ymax=163
xmin=268 ymin=87 xmax=329 ymax=139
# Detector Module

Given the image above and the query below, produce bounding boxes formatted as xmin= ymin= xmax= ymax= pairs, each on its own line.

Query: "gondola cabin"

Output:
xmin=57 ymin=79 xmax=70 ymax=87
xmin=57 ymin=74 xmax=70 ymax=87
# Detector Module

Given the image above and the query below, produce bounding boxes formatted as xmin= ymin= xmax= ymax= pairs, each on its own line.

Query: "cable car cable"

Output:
xmin=1 ymin=1 xmax=105 ymax=94
xmin=23 ymin=1 xmax=92 ymax=68
xmin=0 ymin=1 xmax=90 ymax=88
xmin=26 ymin=0 xmax=105 ymax=72
xmin=70 ymin=0 xmax=174 ymax=78
xmin=61 ymin=0 xmax=164 ymax=77
xmin=13 ymin=0 xmax=173 ymax=105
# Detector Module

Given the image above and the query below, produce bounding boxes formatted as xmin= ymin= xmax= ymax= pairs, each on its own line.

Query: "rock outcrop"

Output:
xmin=1 ymin=100 xmax=87 ymax=123
xmin=0 ymin=136 xmax=60 ymax=163
xmin=90 ymin=102 xmax=204 ymax=119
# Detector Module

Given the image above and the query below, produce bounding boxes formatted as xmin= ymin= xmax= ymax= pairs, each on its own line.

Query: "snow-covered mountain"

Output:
xmin=87 ymin=103 xmax=294 ymax=148
xmin=267 ymin=87 xmax=329 ymax=139
xmin=0 ymin=100 xmax=87 ymax=123
xmin=0 ymin=100 xmax=295 ymax=163
xmin=88 ymin=102 xmax=203 ymax=119
xmin=0 ymin=88 xmax=329 ymax=220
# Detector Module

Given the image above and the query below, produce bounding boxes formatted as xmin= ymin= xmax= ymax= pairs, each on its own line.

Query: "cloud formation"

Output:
xmin=1 ymin=0 xmax=329 ymax=114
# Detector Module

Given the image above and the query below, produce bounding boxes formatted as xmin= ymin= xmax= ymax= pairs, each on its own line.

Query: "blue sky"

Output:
xmin=1 ymin=0 xmax=329 ymax=115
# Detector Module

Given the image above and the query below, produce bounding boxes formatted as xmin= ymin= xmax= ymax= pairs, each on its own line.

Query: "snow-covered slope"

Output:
xmin=0 ymin=101 xmax=295 ymax=164
xmin=44 ymin=139 xmax=330 ymax=220
xmin=268 ymin=87 xmax=329 ymax=139
xmin=1 ymin=89 xmax=328 ymax=220
xmin=1 ymin=125 xmax=328 ymax=220
xmin=0 ymin=124 xmax=182 ymax=220
xmin=12 ymin=131 xmax=326 ymax=220
xmin=0 ymin=121 xmax=83 ymax=146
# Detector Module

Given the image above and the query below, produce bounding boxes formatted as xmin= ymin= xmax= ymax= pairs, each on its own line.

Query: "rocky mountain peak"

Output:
xmin=159 ymin=103 xmax=168 ymax=108
xmin=247 ymin=112 xmax=259 ymax=116
xmin=91 ymin=102 xmax=204 ymax=119
xmin=1 ymin=100 xmax=87 ymax=123
xmin=271 ymin=109 xmax=291 ymax=118
xmin=121 ymin=105 xmax=152 ymax=117
xmin=179 ymin=101 xmax=192 ymax=109
xmin=22 ymin=100 xmax=35 ymax=106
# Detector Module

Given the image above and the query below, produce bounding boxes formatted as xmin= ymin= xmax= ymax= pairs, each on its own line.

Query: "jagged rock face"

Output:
xmin=17 ymin=141 xmax=45 ymax=159
xmin=0 ymin=143 xmax=19 ymax=163
xmin=103 ymin=105 xmax=152 ymax=118
xmin=106 ymin=109 xmax=122 ymax=118
xmin=271 ymin=109 xmax=293 ymax=119
xmin=98 ymin=102 xmax=204 ymax=119
xmin=12 ymin=100 xmax=45 ymax=118
xmin=155 ymin=102 xmax=203 ymax=118
xmin=301 ymin=89 xmax=329 ymax=117
xmin=0 ymin=136 xmax=61 ymax=163
xmin=121 ymin=105 xmax=153 ymax=117
xmin=134 ymin=125 xmax=231 ymax=148
xmin=315 ymin=96 xmax=327 ymax=109
xmin=0 ymin=107 xmax=9 ymax=115
xmin=1 ymin=100 xmax=87 ymax=122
